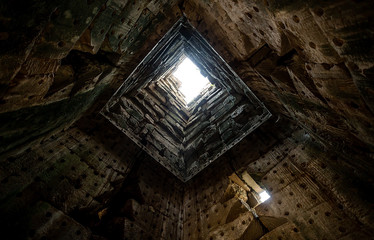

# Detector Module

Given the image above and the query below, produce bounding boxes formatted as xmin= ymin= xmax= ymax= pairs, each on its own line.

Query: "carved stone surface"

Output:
xmin=102 ymin=18 xmax=271 ymax=181
xmin=0 ymin=1 xmax=373 ymax=239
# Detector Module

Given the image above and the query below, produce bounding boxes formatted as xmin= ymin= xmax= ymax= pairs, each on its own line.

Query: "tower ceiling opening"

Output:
xmin=172 ymin=57 xmax=212 ymax=104
xmin=101 ymin=17 xmax=271 ymax=181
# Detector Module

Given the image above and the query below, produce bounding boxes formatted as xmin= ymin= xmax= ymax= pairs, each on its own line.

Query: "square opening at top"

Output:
xmin=172 ymin=57 xmax=211 ymax=104
xmin=102 ymin=17 xmax=271 ymax=181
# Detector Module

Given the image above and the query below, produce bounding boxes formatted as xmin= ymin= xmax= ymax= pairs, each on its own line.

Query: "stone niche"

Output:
xmin=101 ymin=17 xmax=271 ymax=182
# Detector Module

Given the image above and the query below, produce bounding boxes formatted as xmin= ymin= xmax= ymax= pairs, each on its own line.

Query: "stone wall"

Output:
xmin=0 ymin=114 xmax=183 ymax=240
xmin=0 ymin=0 xmax=373 ymax=239
xmin=182 ymin=117 xmax=373 ymax=240
xmin=184 ymin=0 xmax=374 ymax=162
xmin=0 ymin=0 xmax=183 ymax=156
xmin=1 ymin=111 xmax=372 ymax=240
xmin=102 ymin=18 xmax=271 ymax=181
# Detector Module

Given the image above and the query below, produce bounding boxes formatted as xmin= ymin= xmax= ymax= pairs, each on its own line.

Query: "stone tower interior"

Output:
xmin=0 ymin=0 xmax=373 ymax=239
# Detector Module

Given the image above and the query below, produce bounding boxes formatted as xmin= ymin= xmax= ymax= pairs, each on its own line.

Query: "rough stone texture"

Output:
xmin=0 ymin=114 xmax=183 ymax=239
xmin=183 ymin=118 xmax=373 ymax=240
xmin=184 ymin=0 xmax=374 ymax=160
xmin=0 ymin=0 xmax=183 ymax=155
xmin=102 ymin=18 xmax=271 ymax=181
xmin=0 ymin=0 xmax=373 ymax=239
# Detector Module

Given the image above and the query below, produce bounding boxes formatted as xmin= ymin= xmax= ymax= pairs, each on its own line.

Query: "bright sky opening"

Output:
xmin=259 ymin=191 xmax=271 ymax=203
xmin=173 ymin=57 xmax=211 ymax=104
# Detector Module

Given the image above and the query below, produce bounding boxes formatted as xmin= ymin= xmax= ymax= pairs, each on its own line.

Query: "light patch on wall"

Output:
xmin=173 ymin=57 xmax=211 ymax=104
xmin=259 ymin=191 xmax=271 ymax=203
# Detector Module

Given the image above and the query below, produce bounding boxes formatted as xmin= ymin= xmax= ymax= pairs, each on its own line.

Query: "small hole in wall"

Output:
xmin=253 ymin=6 xmax=259 ymax=12
xmin=332 ymin=37 xmax=344 ymax=47
xmin=309 ymin=42 xmax=316 ymax=49
xmin=314 ymin=7 xmax=324 ymax=16
xmin=292 ymin=15 xmax=300 ymax=23
xmin=350 ymin=101 xmax=359 ymax=109
xmin=322 ymin=63 xmax=333 ymax=70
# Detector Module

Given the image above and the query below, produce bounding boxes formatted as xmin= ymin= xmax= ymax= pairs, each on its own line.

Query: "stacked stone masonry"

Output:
xmin=102 ymin=18 xmax=271 ymax=181
xmin=0 ymin=0 xmax=373 ymax=240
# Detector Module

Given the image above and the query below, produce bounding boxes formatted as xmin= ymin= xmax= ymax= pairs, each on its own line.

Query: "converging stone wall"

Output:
xmin=102 ymin=18 xmax=271 ymax=181
xmin=0 ymin=0 xmax=373 ymax=239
